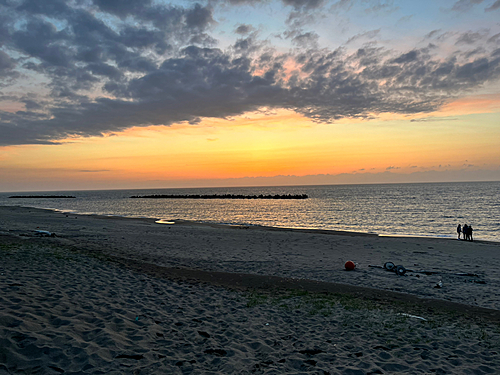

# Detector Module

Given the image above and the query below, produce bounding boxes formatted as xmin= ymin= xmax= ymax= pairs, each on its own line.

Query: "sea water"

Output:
xmin=0 ymin=181 xmax=499 ymax=242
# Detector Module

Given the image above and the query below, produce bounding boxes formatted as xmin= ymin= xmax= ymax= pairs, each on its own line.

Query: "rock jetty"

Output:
xmin=9 ymin=195 xmax=76 ymax=199
xmin=130 ymin=194 xmax=308 ymax=199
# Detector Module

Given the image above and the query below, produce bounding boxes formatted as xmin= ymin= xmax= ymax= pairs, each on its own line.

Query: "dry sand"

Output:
xmin=1 ymin=206 xmax=499 ymax=374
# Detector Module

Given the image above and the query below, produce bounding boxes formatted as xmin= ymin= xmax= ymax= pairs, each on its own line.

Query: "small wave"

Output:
xmin=155 ymin=219 xmax=175 ymax=225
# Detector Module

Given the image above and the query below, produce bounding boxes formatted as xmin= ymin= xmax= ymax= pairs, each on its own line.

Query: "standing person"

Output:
xmin=457 ymin=224 xmax=462 ymax=240
xmin=469 ymin=225 xmax=473 ymax=241
xmin=463 ymin=224 xmax=468 ymax=240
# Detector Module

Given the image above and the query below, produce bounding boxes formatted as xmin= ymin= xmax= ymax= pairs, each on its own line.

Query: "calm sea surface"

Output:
xmin=1 ymin=182 xmax=499 ymax=241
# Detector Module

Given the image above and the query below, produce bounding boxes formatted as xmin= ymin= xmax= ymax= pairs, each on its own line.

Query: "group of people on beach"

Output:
xmin=457 ymin=224 xmax=473 ymax=241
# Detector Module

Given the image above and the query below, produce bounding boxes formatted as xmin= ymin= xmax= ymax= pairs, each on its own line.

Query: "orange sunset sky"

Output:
xmin=1 ymin=0 xmax=500 ymax=191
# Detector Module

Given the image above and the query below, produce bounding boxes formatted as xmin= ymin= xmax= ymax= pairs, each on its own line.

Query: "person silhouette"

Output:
xmin=457 ymin=224 xmax=461 ymax=240
xmin=463 ymin=224 xmax=468 ymax=240
xmin=469 ymin=225 xmax=473 ymax=241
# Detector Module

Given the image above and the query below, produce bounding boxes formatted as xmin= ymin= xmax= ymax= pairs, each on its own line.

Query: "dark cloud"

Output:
xmin=0 ymin=50 xmax=19 ymax=84
xmin=392 ymin=50 xmax=418 ymax=64
xmin=281 ymin=0 xmax=327 ymax=32
xmin=224 ymin=0 xmax=268 ymax=4
xmin=463 ymin=47 xmax=486 ymax=59
xmin=364 ymin=0 xmax=399 ymax=14
xmin=291 ymin=31 xmax=319 ymax=48
xmin=486 ymin=0 xmax=500 ymax=11
xmin=12 ymin=17 xmax=71 ymax=68
xmin=456 ymin=31 xmax=487 ymax=45
xmin=93 ymin=0 xmax=153 ymax=18
xmin=79 ymin=169 xmax=111 ymax=172
xmin=17 ymin=0 xmax=72 ymax=17
xmin=488 ymin=33 xmax=500 ymax=44
xmin=282 ymin=28 xmax=319 ymax=48
xmin=330 ymin=0 xmax=400 ymax=14
xmin=22 ymin=99 xmax=44 ymax=111
xmin=235 ymin=24 xmax=254 ymax=35
xmin=287 ymin=45 xmax=500 ymax=122
xmin=0 ymin=50 xmax=15 ymax=72
xmin=355 ymin=46 xmax=385 ymax=66
xmin=424 ymin=29 xmax=456 ymax=43
xmin=425 ymin=29 xmax=441 ymax=39
xmin=396 ymin=15 xmax=413 ymax=25
xmin=2 ymin=0 xmax=216 ymax=97
xmin=185 ymin=4 xmax=215 ymax=29
xmin=346 ymin=29 xmax=381 ymax=44
xmin=330 ymin=0 xmax=353 ymax=12
xmin=282 ymin=0 xmax=324 ymax=10
xmin=233 ymin=35 xmax=263 ymax=53
xmin=0 ymin=45 xmax=285 ymax=145
xmin=1 ymin=0 xmax=500 ymax=146
xmin=3 ymin=39 xmax=500 ymax=145
xmin=410 ymin=117 xmax=458 ymax=122
xmin=451 ymin=0 xmax=484 ymax=12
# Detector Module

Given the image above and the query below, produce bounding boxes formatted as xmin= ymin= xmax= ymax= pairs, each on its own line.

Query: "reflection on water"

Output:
xmin=155 ymin=220 xmax=175 ymax=225
xmin=1 ymin=181 xmax=499 ymax=241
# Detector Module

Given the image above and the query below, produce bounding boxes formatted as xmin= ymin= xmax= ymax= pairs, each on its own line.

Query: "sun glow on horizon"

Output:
xmin=1 ymin=100 xmax=500 ymax=192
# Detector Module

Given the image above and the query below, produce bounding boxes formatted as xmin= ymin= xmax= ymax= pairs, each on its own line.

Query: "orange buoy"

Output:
xmin=345 ymin=260 xmax=356 ymax=271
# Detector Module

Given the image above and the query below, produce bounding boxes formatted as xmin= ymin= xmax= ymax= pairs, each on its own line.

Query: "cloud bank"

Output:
xmin=0 ymin=0 xmax=499 ymax=146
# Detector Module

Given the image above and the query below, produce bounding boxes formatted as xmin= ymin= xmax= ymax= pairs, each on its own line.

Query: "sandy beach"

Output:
xmin=1 ymin=206 xmax=499 ymax=374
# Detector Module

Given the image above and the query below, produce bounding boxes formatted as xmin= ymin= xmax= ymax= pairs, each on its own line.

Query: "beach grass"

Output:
xmin=245 ymin=289 xmax=381 ymax=315
xmin=242 ymin=288 xmax=500 ymax=349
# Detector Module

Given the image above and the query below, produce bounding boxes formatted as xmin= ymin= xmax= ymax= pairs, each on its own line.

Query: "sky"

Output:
xmin=1 ymin=0 xmax=500 ymax=192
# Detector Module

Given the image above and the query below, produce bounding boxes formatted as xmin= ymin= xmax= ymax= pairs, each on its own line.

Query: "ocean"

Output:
xmin=1 ymin=181 xmax=499 ymax=242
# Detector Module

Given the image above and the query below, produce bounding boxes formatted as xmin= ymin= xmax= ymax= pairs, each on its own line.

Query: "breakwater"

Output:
xmin=130 ymin=194 xmax=308 ymax=199
xmin=9 ymin=195 xmax=76 ymax=199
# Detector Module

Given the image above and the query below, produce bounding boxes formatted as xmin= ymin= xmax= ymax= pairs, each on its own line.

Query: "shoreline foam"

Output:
xmin=2 ymin=194 xmax=500 ymax=243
